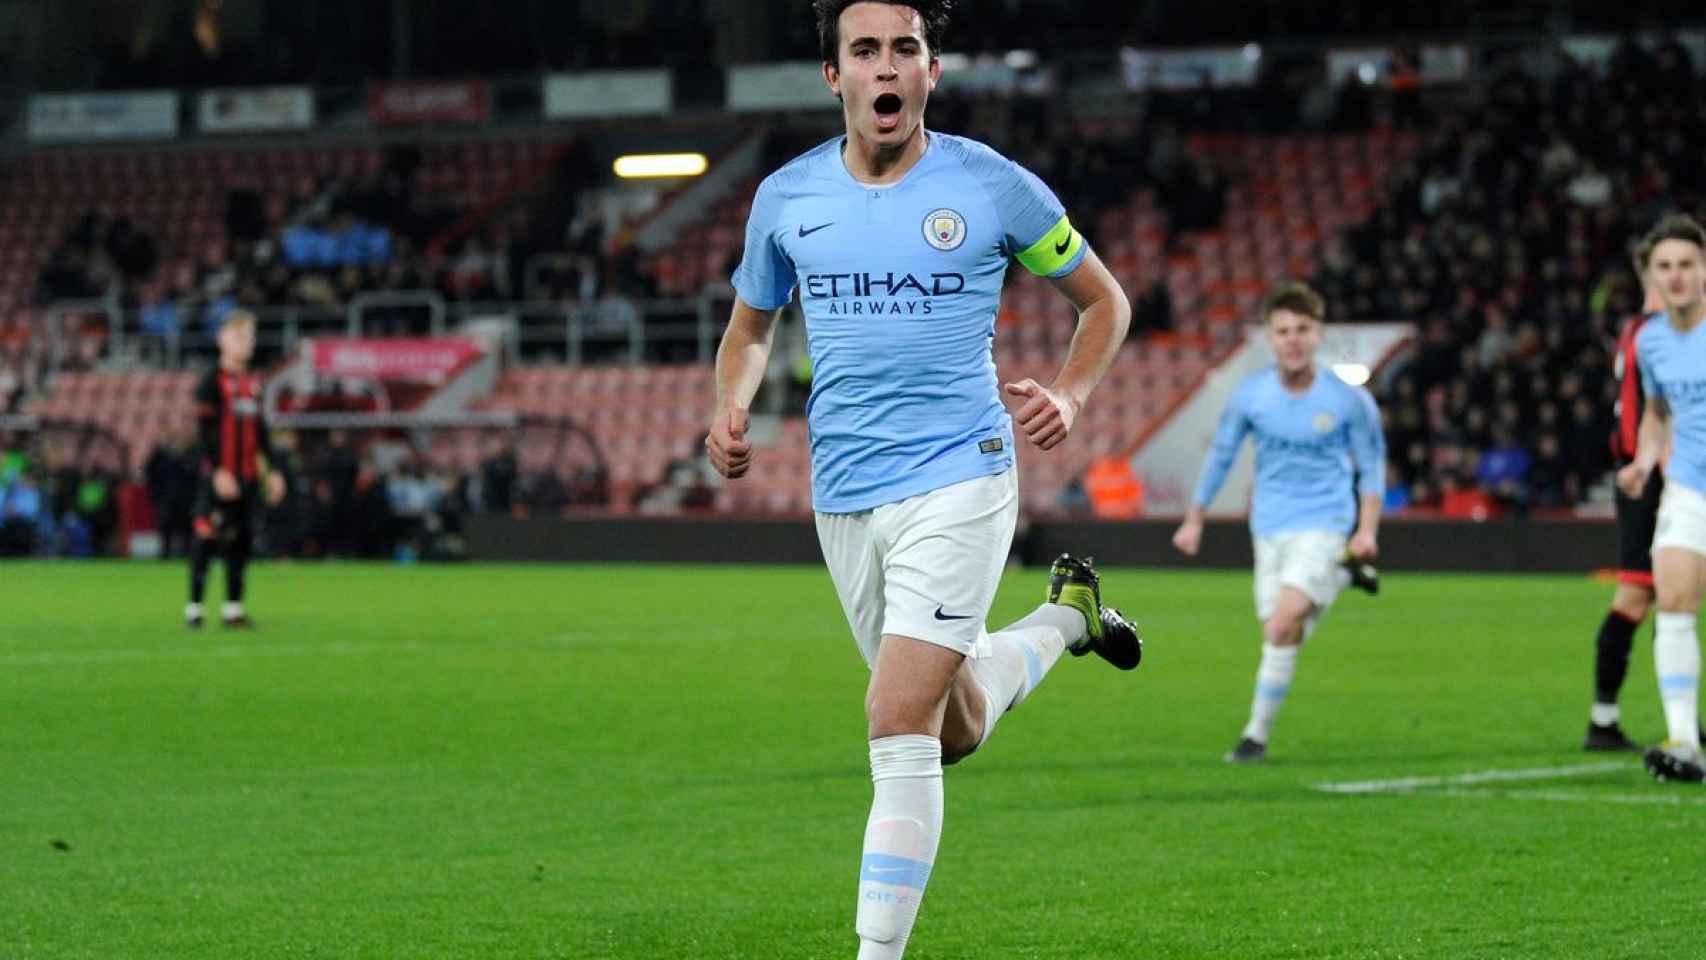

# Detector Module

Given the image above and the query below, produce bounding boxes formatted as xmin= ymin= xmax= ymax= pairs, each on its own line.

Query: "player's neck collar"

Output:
xmin=839 ymin=127 xmax=932 ymax=188
xmin=1277 ymin=364 xmax=1318 ymax=393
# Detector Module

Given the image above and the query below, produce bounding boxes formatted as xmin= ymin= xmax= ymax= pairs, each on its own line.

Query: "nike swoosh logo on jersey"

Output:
xmin=799 ymin=222 xmax=834 ymax=237
xmin=934 ymin=605 xmax=973 ymax=621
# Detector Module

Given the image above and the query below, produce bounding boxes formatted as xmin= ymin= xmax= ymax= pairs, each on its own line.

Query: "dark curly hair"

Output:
xmin=813 ymin=0 xmax=952 ymax=67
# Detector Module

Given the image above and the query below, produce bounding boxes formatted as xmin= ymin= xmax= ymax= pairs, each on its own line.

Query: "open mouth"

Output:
xmin=873 ymin=93 xmax=903 ymax=132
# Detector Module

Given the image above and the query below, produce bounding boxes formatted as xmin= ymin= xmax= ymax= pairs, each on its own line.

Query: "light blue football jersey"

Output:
xmin=1192 ymin=365 xmax=1386 ymax=537
xmin=1637 ymin=313 xmax=1706 ymax=495
xmin=732 ymin=131 xmax=1087 ymax=514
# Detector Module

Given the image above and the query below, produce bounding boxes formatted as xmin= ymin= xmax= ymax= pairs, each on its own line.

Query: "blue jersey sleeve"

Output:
xmin=1192 ymin=385 xmax=1252 ymax=507
xmin=730 ymin=176 xmax=797 ymax=311
xmin=943 ymin=136 xmax=1086 ymax=278
xmin=1348 ymin=387 xmax=1387 ymax=500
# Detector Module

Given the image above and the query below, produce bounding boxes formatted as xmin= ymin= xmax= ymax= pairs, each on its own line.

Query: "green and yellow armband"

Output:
xmin=1015 ymin=215 xmax=1083 ymax=277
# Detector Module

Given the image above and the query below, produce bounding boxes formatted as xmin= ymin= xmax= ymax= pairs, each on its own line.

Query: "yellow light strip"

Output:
xmin=613 ymin=153 xmax=709 ymax=178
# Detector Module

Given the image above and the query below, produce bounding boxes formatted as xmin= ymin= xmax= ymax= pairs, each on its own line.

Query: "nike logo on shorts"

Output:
xmin=799 ymin=221 xmax=834 ymax=237
xmin=934 ymin=605 xmax=973 ymax=621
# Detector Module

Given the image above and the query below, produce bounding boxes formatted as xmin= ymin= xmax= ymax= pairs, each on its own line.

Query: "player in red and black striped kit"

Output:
xmin=187 ymin=311 xmax=285 ymax=628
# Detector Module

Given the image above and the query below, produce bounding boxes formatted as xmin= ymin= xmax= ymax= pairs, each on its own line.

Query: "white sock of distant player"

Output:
xmin=967 ymin=604 xmax=1081 ymax=746
xmin=1242 ymin=643 xmax=1300 ymax=744
xmin=223 ymin=602 xmax=244 ymax=620
xmin=1589 ymin=703 xmax=1620 ymax=727
xmin=855 ymin=735 xmax=943 ymax=960
xmin=1654 ymin=612 xmax=1701 ymax=748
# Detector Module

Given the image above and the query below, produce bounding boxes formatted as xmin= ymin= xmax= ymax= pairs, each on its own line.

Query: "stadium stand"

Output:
xmin=1324 ymin=43 xmax=1703 ymax=513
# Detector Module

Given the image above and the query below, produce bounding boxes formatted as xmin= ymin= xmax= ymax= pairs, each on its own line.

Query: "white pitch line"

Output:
xmin=1315 ymin=761 xmax=1634 ymax=794
xmin=0 ymin=632 xmax=597 ymax=668
xmin=1434 ymin=787 xmax=1706 ymax=807
xmin=0 ymin=641 xmax=403 ymax=667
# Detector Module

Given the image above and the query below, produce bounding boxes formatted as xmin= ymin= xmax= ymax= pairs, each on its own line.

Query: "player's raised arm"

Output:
xmin=707 ymin=297 xmax=781 ymax=479
xmin=1005 ymin=247 xmax=1131 ymax=451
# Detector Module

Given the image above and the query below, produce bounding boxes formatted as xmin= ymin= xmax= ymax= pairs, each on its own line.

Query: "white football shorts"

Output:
xmin=1652 ymin=480 xmax=1706 ymax=557
xmin=815 ymin=469 xmax=1018 ymax=666
xmin=1253 ymin=529 xmax=1348 ymax=622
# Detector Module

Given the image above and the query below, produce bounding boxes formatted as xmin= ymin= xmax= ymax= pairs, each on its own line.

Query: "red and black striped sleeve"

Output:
xmin=1611 ymin=313 xmax=1650 ymax=465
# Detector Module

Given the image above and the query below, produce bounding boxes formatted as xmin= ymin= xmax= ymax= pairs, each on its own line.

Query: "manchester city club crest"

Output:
xmin=1312 ymin=411 xmax=1337 ymax=433
xmin=923 ymin=208 xmax=966 ymax=251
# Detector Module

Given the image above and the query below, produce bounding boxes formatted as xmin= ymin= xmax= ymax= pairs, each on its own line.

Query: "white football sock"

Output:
xmin=1654 ymin=612 xmax=1701 ymax=747
xmin=855 ymin=735 xmax=943 ymax=960
xmin=185 ymin=602 xmax=203 ymax=620
xmin=1241 ymin=643 xmax=1300 ymax=744
xmin=1590 ymin=703 xmax=1620 ymax=726
xmin=223 ymin=602 xmax=245 ymax=619
xmin=968 ymin=604 xmax=1081 ymax=746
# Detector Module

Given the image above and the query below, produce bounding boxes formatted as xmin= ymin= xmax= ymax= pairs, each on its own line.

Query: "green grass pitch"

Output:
xmin=2 ymin=561 xmax=1700 ymax=958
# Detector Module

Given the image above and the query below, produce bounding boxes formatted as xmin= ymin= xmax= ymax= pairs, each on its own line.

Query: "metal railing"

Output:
xmin=42 ymin=286 xmax=746 ymax=372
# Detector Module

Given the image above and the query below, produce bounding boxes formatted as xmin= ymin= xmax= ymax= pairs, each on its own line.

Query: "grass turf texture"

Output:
xmin=2 ymin=562 xmax=1700 ymax=959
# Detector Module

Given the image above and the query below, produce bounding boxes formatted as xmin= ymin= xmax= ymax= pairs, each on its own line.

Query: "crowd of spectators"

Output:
xmin=1 ymin=420 xmax=624 ymax=560
xmin=1318 ymin=39 xmax=1705 ymax=515
xmin=131 ymin=427 xmax=613 ymax=562
xmin=0 ymin=431 xmax=123 ymax=557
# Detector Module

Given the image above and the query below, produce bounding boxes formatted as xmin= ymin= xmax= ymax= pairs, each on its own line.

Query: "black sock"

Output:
xmin=224 ymin=538 xmax=249 ymax=606
xmin=189 ymin=538 xmax=213 ymax=605
xmin=1593 ymin=610 xmax=1639 ymax=710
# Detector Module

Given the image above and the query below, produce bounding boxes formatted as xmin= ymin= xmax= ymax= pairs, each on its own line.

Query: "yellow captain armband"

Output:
xmin=1015 ymin=215 xmax=1083 ymax=276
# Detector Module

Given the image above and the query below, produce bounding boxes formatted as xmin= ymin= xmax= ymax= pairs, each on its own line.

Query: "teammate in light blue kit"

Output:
xmin=1173 ymin=282 xmax=1385 ymax=764
xmin=704 ymin=3 xmax=1141 ymax=957
xmin=1619 ymin=214 xmax=1706 ymax=784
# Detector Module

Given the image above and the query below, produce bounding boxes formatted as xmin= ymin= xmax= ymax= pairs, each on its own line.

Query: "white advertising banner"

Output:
xmin=1121 ymin=47 xmax=1259 ymax=91
xmin=198 ymin=87 xmax=315 ymax=133
xmin=727 ymin=62 xmax=837 ymax=112
xmin=544 ymin=70 xmax=671 ymax=119
xmin=28 ymin=91 xmax=180 ymax=142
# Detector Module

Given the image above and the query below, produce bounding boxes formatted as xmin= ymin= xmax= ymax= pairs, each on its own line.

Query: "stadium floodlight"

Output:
xmin=613 ymin=153 xmax=708 ymax=179
xmin=1332 ymin=362 xmax=1371 ymax=386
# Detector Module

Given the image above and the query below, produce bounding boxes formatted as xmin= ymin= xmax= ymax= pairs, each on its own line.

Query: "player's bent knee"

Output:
xmin=1263 ymin=615 xmax=1307 ymax=647
xmin=866 ymin=692 xmax=940 ymax=739
xmin=1657 ymin=592 xmax=1701 ymax=614
xmin=1655 ymin=578 xmax=1702 ymax=613
xmin=1617 ymin=597 xmax=1652 ymax=622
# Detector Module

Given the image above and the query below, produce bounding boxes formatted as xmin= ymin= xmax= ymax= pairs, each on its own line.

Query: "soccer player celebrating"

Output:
xmin=1585 ymin=246 xmax=1667 ymax=751
xmin=1172 ymin=282 xmax=1385 ymax=764
xmin=187 ymin=310 xmax=285 ymax=629
xmin=1618 ymin=214 xmax=1706 ymax=783
xmin=707 ymin=3 xmax=1141 ymax=956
